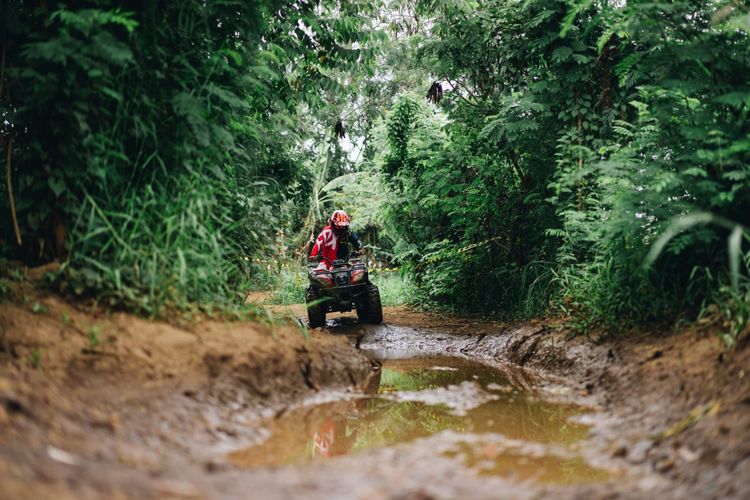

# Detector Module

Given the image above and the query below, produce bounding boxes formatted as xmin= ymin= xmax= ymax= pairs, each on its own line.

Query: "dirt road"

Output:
xmin=1 ymin=282 xmax=749 ymax=499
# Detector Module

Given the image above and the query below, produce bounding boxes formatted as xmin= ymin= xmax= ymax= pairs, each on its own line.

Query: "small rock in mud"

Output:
xmin=47 ymin=445 xmax=80 ymax=466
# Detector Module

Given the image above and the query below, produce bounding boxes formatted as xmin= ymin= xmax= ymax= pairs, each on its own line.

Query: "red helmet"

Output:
xmin=330 ymin=210 xmax=350 ymax=232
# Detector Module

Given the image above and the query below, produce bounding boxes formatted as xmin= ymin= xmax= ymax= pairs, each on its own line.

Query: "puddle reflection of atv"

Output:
xmin=305 ymin=254 xmax=383 ymax=328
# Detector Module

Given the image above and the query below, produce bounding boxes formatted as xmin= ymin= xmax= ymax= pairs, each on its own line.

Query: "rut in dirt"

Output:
xmin=223 ymin=321 xmax=615 ymax=487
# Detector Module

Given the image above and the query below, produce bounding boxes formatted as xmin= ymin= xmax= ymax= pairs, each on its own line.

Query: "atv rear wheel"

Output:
xmin=365 ymin=284 xmax=383 ymax=324
xmin=305 ymin=287 xmax=326 ymax=328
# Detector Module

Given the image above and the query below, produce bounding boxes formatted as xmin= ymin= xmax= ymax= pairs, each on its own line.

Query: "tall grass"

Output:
xmin=60 ymin=170 xmax=270 ymax=315
xmin=267 ymin=265 xmax=306 ymax=305
xmin=369 ymin=269 xmax=411 ymax=307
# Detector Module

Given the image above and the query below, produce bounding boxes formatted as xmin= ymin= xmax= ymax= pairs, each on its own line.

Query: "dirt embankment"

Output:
xmin=0 ymin=277 xmax=372 ymax=499
xmin=483 ymin=322 xmax=750 ymax=499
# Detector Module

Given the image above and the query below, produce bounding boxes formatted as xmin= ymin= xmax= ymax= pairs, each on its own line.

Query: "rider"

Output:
xmin=310 ymin=210 xmax=362 ymax=269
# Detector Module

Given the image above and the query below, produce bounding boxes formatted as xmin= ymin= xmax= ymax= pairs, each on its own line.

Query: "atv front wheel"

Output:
xmin=305 ymin=287 xmax=326 ymax=328
xmin=365 ymin=284 xmax=383 ymax=324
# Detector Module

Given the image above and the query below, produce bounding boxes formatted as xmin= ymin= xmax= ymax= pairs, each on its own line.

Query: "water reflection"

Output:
xmin=227 ymin=356 xmax=608 ymax=484
xmin=446 ymin=440 xmax=610 ymax=485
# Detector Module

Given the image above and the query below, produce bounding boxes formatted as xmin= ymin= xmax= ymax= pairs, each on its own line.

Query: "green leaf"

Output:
xmin=48 ymin=177 xmax=66 ymax=197
xmin=551 ymin=47 xmax=573 ymax=62
xmin=560 ymin=0 xmax=594 ymax=38
xmin=645 ymin=213 xmax=714 ymax=267
xmin=728 ymin=226 xmax=743 ymax=292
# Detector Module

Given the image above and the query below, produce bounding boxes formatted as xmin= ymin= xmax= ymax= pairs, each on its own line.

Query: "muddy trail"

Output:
xmin=1 ymin=281 xmax=750 ymax=499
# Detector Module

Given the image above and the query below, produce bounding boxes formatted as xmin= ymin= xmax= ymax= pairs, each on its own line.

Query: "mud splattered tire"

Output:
xmin=305 ymin=287 xmax=325 ymax=328
xmin=366 ymin=285 xmax=383 ymax=324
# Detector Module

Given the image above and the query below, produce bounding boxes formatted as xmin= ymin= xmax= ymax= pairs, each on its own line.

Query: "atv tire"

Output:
xmin=356 ymin=303 xmax=367 ymax=322
xmin=365 ymin=284 xmax=383 ymax=324
xmin=305 ymin=287 xmax=326 ymax=328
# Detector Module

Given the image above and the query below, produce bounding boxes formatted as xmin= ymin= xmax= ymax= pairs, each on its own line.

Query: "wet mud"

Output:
xmin=227 ymin=356 xmax=608 ymax=487
xmin=1 ymin=284 xmax=750 ymax=499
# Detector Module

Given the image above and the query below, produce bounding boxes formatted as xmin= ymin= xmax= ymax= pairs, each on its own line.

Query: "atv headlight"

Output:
xmin=351 ymin=269 xmax=366 ymax=283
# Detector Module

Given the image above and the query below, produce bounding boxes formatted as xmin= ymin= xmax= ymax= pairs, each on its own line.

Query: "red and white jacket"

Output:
xmin=310 ymin=225 xmax=339 ymax=265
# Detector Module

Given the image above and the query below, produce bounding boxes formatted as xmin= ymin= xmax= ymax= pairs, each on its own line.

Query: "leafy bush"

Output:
xmin=376 ymin=0 xmax=750 ymax=330
xmin=1 ymin=1 xmax=379 ymax=313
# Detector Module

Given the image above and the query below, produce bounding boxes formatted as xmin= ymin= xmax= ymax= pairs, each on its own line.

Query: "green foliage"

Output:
xmin=384 ymin=96 xmax=421 ymax=180
xmin=377 ymin=88 xmax=556 ymax=316
xmin=717 ymin=281 xmax=750 ymax=348
xmin=1 ymin=1 xmax=381 ymax=313
xmin=3 ymin=0 xmax=749 ymax=335
xmin=372 ymin=0 xmax=750 ymax=331
xmin=545 ymin=0 xmax=750 ymax=328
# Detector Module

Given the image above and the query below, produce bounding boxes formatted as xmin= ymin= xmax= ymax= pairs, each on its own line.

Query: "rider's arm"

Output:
xmin=310 ymin=232 xmax=323 ymax=258
xmin=350 ymin=232 xmax=362 ymax=251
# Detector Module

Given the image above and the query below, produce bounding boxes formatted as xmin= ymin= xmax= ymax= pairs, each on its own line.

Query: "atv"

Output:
xmin=305 ymin=254 xmax=383 ymax=328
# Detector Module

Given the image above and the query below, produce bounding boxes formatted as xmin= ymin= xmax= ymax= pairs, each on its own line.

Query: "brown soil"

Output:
xmin=0 ymin=278 xmax=372 ymax=499
xmin=1 ymin=274 xmax=749 ymax=499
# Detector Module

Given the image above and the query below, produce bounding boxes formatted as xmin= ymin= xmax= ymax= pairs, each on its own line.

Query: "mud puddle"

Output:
xmin=227 ymin=356 xmax=610 ymax=486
